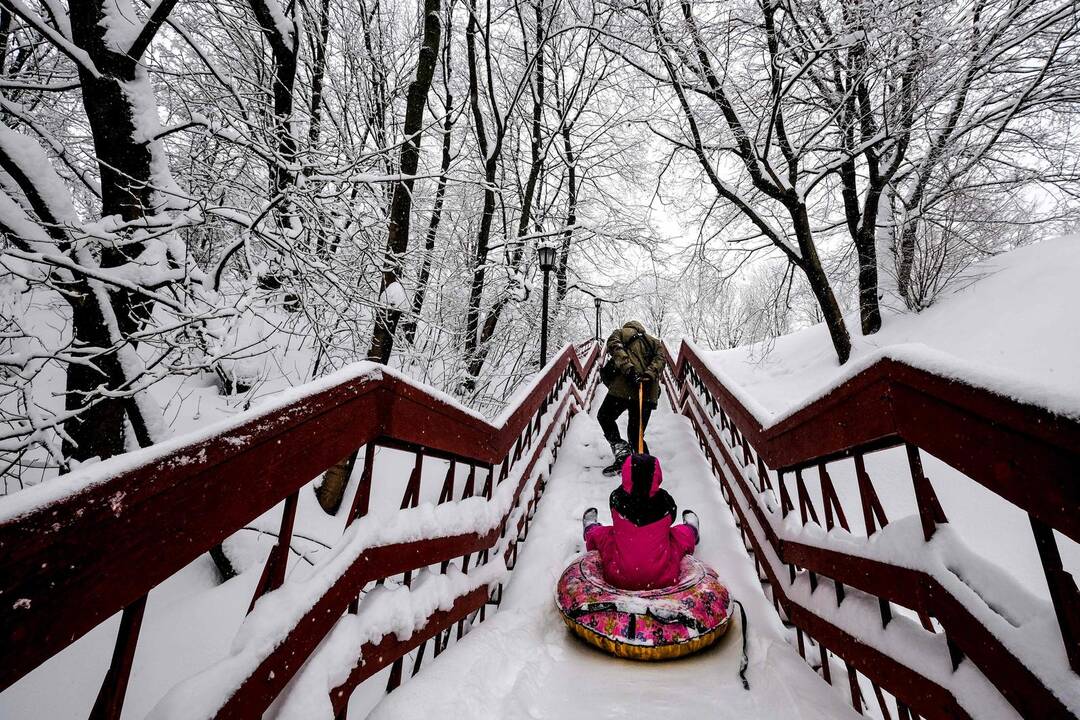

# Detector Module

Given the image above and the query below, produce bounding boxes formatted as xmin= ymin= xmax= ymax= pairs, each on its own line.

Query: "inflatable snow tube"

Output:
xmin=555 ymin=552 xmax=732 ymax=661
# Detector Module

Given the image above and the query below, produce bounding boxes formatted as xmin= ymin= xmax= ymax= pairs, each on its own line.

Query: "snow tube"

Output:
xmin=555 ymin=551 xmax=732 ymax=661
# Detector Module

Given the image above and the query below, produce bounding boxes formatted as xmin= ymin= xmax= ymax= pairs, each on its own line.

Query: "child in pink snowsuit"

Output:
xmin=583 ymin=453 xmax=699 ymax=590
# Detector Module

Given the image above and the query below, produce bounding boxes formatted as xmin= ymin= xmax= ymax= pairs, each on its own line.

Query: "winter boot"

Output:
xmin=582 ymin=507 xmax=599 ymax=532
xmin=683 ymin=509 xmax=700 ymax=542
xmin=601 ymin=440 xmax=632 ymax=476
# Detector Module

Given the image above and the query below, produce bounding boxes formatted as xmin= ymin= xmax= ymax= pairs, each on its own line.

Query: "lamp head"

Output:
xmin=537 ymin=243 xmax=557 ymax=271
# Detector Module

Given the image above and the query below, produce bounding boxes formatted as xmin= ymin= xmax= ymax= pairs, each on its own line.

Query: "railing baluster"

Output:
xmin=946 ymin=634 xmax=965 ymax=671
xmin=248 ymin=489 xmax=300 ymax=613
xmin=386 ymin=657 xmax=403 ymax=692
xmin=462 ymin=463 xmax=477 ymax=499
xmin=795 ymin=468 xmax=821 ymax=526
xmin=879 ymin=597 xmax=892 ymax=629
xmin=757 ymin=455 xmax=774 ymax=494
xmin=778 ymin=470 xmax=794 ymax=517
xmin=438 ymin=459 xmax=457 ymax=504
xmin=846 ymin=662 xmax=864 ymax=714
xmin=818 ymin=463 xmax=850 ymax=532
xmin=89 ymin=593 xmax=147 ymax=720
xmin=1029 ymin=515 xmax=1080 ymax=672
xmin=400 ymin=452 xmax=424 ymax=510
xmin=872 ymin=681 xmax=893 ymax=720
xmin=411 ymin=639 xmax=426 ymax=676
xmin=906 ymin=444 xmax=947 ymax=541
xmin=819 ymin=642 xmax=832 ymax=684
xmin=854 ymin=453 xmax=888 ymax=536
xmin=346 ymin=443 xmax=375 ymax=526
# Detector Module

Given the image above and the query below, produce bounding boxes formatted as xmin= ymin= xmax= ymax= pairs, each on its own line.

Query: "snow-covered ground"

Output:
xmin=700 ymin=235 xmax=1080 ymax=423
xmin=367 ymin=391 xmax=863 ymax=720
xmin=697 ymin=236 xmax=1080 ymax=599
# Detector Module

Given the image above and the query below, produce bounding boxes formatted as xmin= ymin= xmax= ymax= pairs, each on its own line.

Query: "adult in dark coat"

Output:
xmin=598 ymin=320 xmax=665 ymax=474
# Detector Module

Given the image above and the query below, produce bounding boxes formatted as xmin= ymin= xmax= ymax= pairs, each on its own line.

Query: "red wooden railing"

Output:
xmin=0 ymin=340 xmax=601 ymax=719
xmin=663 ymin=341 xmax=1080 ymax=720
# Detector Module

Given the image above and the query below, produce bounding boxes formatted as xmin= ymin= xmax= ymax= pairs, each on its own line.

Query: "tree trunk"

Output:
xmin=897 ymin=215 xmax=918 ymax=307
xmin=461 ymin=0 xmax=500 ymax=384
xmin=65 ymin=0 xmax=162 ymax=460
xmin=791 ymin=208 xmax=852 ymax=364
xmin=312 ymin=0 xmax=444 ymax=517
xmin=464 ymin=0 xmax=544 ymax=385
xmin=555 ymin=121 xmax=576 ymax=305
xmin=855 ymin=228 xmax=882 ymax=335
xmin=308 ymin=0 xmax=332 ymax=255
xmin=402 ymin=7 xmax=455 ymax=347
xmin=248 ymin=0 xmax=299 ymax=234
xmin=367 ymin=0 xmax=442 ymax=364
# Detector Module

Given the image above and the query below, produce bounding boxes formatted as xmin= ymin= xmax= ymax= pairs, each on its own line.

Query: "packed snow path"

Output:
xmin=367 ymin=390 xmax=863 ymax=720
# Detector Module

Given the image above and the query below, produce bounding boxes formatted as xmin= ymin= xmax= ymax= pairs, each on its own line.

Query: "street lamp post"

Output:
xmin=537 ymin=243 xmax=557 ymax=367
xmin=594 ymin=297 xmax=602 ymax=342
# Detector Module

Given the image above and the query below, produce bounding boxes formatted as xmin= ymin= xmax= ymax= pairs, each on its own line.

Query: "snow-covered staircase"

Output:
xmin=1 ymin=338 xmax=1078 ymax=719
xmin=365 ymin=396 xmax=864 ymax=720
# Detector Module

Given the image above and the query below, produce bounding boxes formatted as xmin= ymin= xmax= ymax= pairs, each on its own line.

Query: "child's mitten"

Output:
xmin=682 ymin=509 xmax=700 ymax=540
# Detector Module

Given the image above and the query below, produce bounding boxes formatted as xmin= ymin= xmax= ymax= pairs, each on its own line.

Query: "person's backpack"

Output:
xmin=600 ymin=356 xmax=619 ymax=386
xmin=601 ymin=331 xmax=657 ymax=387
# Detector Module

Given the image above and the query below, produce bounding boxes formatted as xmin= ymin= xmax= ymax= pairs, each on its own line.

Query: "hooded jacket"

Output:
xmin=605 ymin=321 xmax=664 ymax=404
xmin=584 ymin=454 xmax=698 ymax=590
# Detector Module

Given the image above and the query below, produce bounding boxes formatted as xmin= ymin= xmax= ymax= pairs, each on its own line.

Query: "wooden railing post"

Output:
xmin=906 ymin=444 xmax=947 ymax=541
xmin=400 ymin=452 xmax=424 ymax=509
xmin=854 ymin=453 xmax=888 ymax=536
xmin=346 ymin=444 xmax=375 ymax=525
xmin=248 ymin=489 xmax=300 ymax=613
xmin=1030 ymin=515 xmax=1080 ymax=673
xmin=89 ymin=593 xmax=147 ymax=720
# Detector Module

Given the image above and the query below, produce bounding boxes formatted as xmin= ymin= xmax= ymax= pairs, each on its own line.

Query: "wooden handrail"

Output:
xmin=0 ymin=342 xmax=600 ymax=697
xmin=204 ymin=373 xmax=594 ymax=719
xmin=664 ymin=340 xmax=1080 ymax=719
xmin=667 ymin=342 xmax=1080 ymax=543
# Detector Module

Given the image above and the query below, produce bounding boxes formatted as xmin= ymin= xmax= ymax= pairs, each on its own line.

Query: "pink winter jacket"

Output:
xmin=584 ymin=454 xmax=698 ymax=590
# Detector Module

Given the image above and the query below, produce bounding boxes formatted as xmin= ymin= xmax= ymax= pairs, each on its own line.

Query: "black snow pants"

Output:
xmin=597 ymin=393 xmax=654 ymax=453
